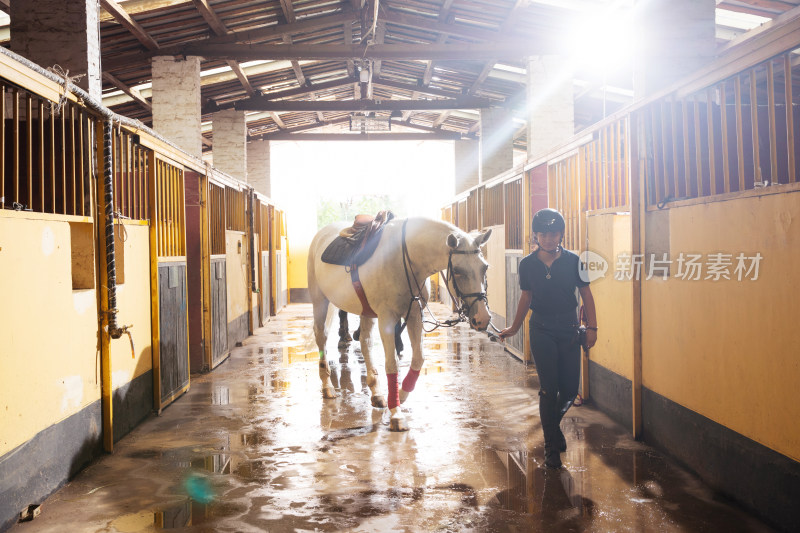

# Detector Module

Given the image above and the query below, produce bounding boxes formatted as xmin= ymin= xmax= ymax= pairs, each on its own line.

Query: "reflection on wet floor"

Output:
xmin=11 ymin=304 xmax=775 ymax=533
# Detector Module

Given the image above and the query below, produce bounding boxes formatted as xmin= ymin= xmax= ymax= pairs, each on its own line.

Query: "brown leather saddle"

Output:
xmin=321 ymin=210 xmax=394 ymax=267
xmin=321 ymin=211 xmax=395 ymax=318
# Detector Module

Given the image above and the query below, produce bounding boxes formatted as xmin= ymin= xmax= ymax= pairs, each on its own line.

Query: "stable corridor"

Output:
xmin=12 ymin=305 xmax=773 ymax=532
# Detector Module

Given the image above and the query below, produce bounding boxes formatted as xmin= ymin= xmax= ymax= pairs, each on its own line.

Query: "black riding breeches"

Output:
xmin=529 ymin=321 xmax=581 ymax=405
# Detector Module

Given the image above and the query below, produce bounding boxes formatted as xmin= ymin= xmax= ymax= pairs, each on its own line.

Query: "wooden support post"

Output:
xmin=148 ymin=151 xmax=162 ymax=412
xmin=631 ymin=112 xmax=644 ymax=439
xmin=201 ymin=171 xmax=213 ymax=370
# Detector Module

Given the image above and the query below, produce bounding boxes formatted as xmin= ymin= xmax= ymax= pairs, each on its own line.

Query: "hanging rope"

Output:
xmin=46 ymin=65 xmax=85 ymax=116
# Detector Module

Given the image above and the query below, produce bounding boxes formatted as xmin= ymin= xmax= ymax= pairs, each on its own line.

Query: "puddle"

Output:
xmin=110 ymin=499 xmax=243 ymax=531
xmin=191 ymin=454 xmax=231 ymax=474
xmin=211 ymin=386 xmax=230 ymax=405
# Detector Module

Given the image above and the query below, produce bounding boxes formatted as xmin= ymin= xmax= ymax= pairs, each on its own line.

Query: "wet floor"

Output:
xmin=12 ymin=304 xmax=773 ymax=532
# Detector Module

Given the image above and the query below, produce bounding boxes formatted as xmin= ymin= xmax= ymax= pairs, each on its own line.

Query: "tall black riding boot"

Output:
xmin=554 ymin=395 xmax=574 ymax=452
xmin=539 ymin=391 xmax=562 ymax=468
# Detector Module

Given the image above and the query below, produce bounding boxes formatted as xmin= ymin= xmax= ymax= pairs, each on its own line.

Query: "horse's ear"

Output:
xmin=447 ymin=233 xmax=460 ymax=249
xmin=474 ymin=228 xmax=492 ymax=247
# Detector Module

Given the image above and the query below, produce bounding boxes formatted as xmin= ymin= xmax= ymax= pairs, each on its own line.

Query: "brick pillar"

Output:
xmin=247 ymin=139 xmax=271 ymax=198
xmin=633 ymin=0 xmax=716 ymax=98
xmin=454 ymin=139 xmax=479 ymax=195
xmin=526 ymin=56 xmax=574 ymax=161
xmin=151 ymin=56 xmax=202 ymax=158
xmin=479 ymin=107 xmax=514 ymax=183
xmin=10 ymin=0 xmax=102 ymax=99
xmin=212 ymin=109 xmax=247 ymax=181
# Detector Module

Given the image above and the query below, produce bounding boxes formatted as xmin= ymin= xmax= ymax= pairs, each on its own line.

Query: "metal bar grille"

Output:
xmin=467 ymin=188 xmax=478 ymax=231
xmin=456 ymin=199 xmax=467 ymax=231
xmin=209 ymin=182 xmax=226 ymax=255
xmin=111 ymin=128 xmax=150 ymax=221
xmin=0 ymin=84 xmax=94 ymax=215
xmin=225 ymin=186 xmax=246 ymax=232
xmin=504 ymin=178 xmax=522 ymax=249
xmin=641 ymin=51 xmax=800 ymax=206
xmin=155 ymin=158 xmax=186 ymax=257
xmin=260 ymin=200 xmax=270 ymax=250
xmin=483 ymin=183 xmax=504 ymax=226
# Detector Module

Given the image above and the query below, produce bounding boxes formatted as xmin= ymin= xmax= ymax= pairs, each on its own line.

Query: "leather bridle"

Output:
xmin=400 ymin=219 xmax=488 ymax=332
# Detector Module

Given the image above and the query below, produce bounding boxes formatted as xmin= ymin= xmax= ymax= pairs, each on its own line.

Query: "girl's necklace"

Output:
xmin=539 ymin=248 xmax=559 ymax=280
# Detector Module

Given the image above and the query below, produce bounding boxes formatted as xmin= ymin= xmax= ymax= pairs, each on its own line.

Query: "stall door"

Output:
xmin=505 ymin=253 xmax=524 ymax=356
xmin=158 ymin=263 xmax=190 ymax=402
xmin=210 ymin=258 xmax=229 ymax=367
xmin=261 ymin=251 xmax=271 ymax=323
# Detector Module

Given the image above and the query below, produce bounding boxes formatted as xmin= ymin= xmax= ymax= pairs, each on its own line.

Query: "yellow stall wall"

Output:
xmin=288 ymin=236 xmax=308 ymax=296
xmin=280 ymin=236 xmax=289 ymax=309
xmin=642 ymin=190 xmax=800 ymax=461
xmin=0 ymin=216 xmax=156 ymax=456
xmin=226 ymin=230 xmax=249 ymax=324
xmin=485 ymin=224 xmax=506 ymax=324
xmin=0 ymin=215 xmax=100 ymax=455
xmin=110 ymin=223 xmax=154 ymax=388
xmin=587 ymin=212 xmax=633 ymax=380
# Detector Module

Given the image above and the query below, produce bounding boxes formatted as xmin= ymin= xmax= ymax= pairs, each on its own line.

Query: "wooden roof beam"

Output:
xmin=233 ymin=97 xmax=494 ymax=112
xmin=423 ymin=0 xmax=456 ymax=87
xmin=468 ymin=61 xmax=498 ymax=96
xmin=202 ymin=77 xmax=358 ymax=115
xmin=259 ymin=132 xmax=462 ymax=141
xmin=277 ymin=0 xmax=307 ymax=87
xmin=395 ymin=118 xmax=455 ymax=134
xmin=192 ymin=0 xmax=228 ymax=35
xmin=167 ymin=42 xmax=550 ymax=61
xmin=374 ymin=78 xmax=464 ymax=99
xmin=228 ymin=61 xmax=257 ymax=96
xmin=269 ymin=112 xmax=287 ymax=129
xmin=382 ymin=9 xmax=527 ymax=42
xmin=249 ymin=117 xmax=350 ymax=141
xmin=343 ymin=21 xmax=356 ymax=77
xmin=260 ymin=76 xmax=357 ymax=101
xmin=191 ymin=1 xmax=257 ymax=98
xmin=432 ymin=110 xmax=452 ymax=128
xmin=466 ymin=0 xmax=529 ymax=97
xmin=312 ymin=93 xmax=325 ymax=123
xmin=103 ymin=72 xmax=152 ymax=111
xmin=194 ymin=11 xmax=357 ymax=46
xmin=372 ymin=22 xmax=386 ymax=77
xmin=104 ymin=11 xmax=359 ymax=69
xmin=401 ymin=91 xmax=419 ymax=122
xmin=99 ymin=0 xmax=160 ymax=51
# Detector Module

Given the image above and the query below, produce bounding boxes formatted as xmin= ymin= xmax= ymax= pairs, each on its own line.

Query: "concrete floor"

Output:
xmin=12 ymin=304 xmax=773 ymax=532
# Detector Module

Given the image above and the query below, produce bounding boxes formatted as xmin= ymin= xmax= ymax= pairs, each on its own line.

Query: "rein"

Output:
xmin=400 ymin=220 xmax=489 ymax=333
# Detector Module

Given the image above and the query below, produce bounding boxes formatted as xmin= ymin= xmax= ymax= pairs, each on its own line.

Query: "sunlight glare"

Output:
xmin=568 ymin=6 xmax=635 ymax=73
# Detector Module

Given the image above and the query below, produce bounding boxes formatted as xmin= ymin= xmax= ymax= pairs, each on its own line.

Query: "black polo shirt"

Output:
xmin=519 ymin=248 xmax=589 ymax=325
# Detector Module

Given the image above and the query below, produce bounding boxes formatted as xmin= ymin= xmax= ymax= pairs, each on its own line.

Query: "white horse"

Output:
xmin=307 ymin=216 xmax=492 ymax=431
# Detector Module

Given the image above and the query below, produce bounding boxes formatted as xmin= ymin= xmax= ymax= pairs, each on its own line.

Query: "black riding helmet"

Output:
xmin=531 ymin=208 xmax=565 ymax=234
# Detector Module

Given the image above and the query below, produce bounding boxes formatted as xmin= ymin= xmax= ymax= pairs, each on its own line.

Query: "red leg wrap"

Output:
xmin=387 ymin=373 xmax=399 ymax=409
xmin=402 ymin=368 xmax=421 ymax=393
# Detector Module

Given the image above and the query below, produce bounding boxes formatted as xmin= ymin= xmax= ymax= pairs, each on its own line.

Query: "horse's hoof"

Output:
xmin=322 ymin=387 xmax=337 ymax=399
xmin=389 ymin=417 xmax=410 ymax=432
xmin=399 ymin=389 xmax=409 ymax=404
xmin=371 ymin=395 xmax=387 ymax=408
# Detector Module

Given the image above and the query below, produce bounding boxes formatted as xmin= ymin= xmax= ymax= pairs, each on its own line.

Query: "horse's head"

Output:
xmin=446 ymin=229 xmax=492 ymax=331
